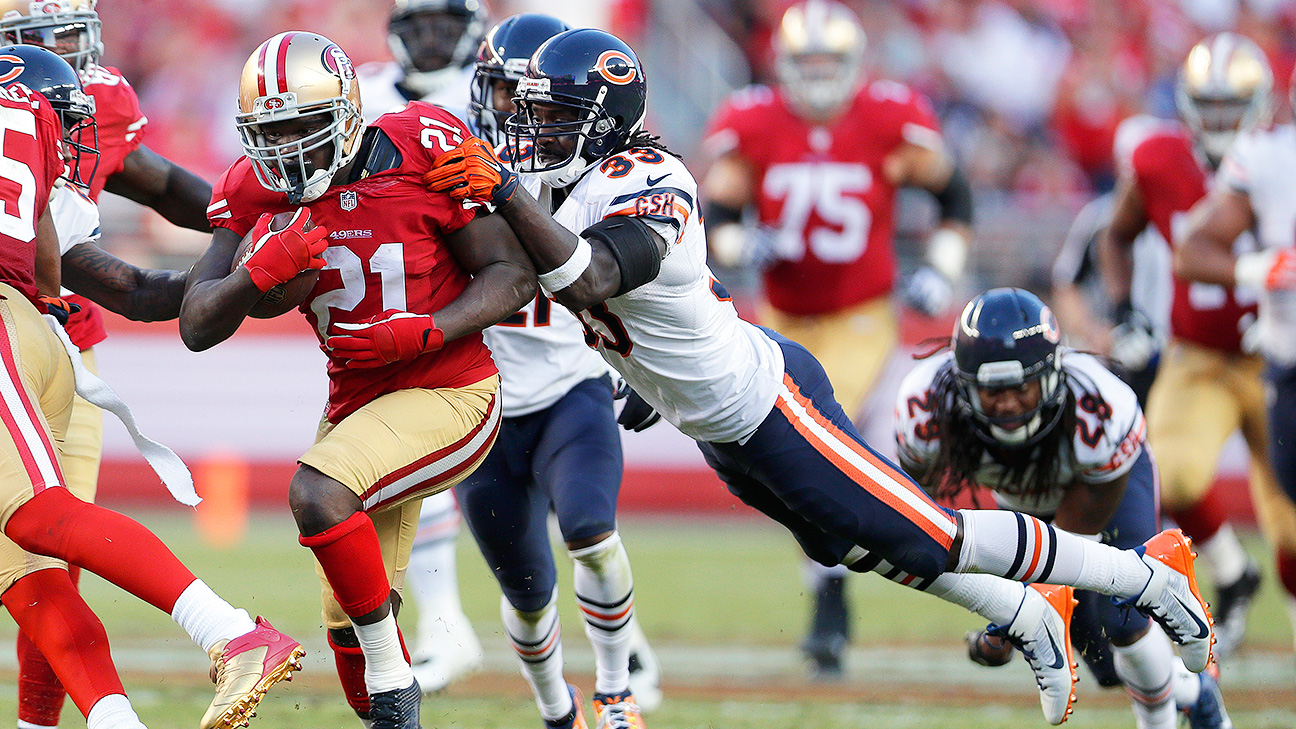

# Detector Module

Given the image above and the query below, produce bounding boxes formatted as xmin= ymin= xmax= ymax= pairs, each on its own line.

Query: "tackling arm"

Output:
xmin=61 ymin=242 xmax=187 ymax=321
xmin=104 ymin=146 xmax=213 ymax=232
xmin=436 ymin=212 xmax=536 ymax=342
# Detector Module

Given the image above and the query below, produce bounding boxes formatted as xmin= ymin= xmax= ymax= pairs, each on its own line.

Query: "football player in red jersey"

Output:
xmin=180 ymin=33 xmax=534 ymax=728
xmin=1097 ymin=32 xmax=1296 ymax=659
xmin=699 ymin=0 xmax=973 ymax=676
xmin=0 ymin=60 xmax=303 ymax=729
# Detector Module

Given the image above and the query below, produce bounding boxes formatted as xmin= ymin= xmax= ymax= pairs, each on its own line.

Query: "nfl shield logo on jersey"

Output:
xmin=340 ymin=190 xmax=358 ymax=211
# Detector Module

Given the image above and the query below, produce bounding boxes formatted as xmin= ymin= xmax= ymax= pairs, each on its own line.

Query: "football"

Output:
xmin=231 ymin=211 xmax=322 ymax=319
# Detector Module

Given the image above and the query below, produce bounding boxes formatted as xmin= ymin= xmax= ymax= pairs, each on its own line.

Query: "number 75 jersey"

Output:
xmin=207 ymin=102 xmax=497 ymax=423
xmin=703 ymin=82 xmax=942 ymax=316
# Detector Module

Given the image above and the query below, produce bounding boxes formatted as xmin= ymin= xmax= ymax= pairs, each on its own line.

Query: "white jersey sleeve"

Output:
xmin=50 ymin=184 xmax=101 ymax=254
xmin=893 ymin=353 xmax=948 ymax=475
xmin=1216 ymin=125 xmax=1296 ymax=364
xmin=547 ymin=151 xmax=785 ymax=442
xmin=1061 ymin=352 xmax=1145 ymax=484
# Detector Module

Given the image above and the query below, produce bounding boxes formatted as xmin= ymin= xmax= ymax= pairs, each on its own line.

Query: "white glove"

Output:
xmin=1235 ymin=248 xmax=1296 ymax=291
xmin=1108 ymin=309 xmax=1158 ymax=371
xmin=903 ymin=266 xmax=953 ymax=317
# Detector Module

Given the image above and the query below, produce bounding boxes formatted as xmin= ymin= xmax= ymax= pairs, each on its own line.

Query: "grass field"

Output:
xmin=0 ymin=510 xmax=1292 ymax=728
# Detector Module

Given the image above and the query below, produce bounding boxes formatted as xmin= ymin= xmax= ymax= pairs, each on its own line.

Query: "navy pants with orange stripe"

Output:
xmin=698 ymin=329 xmax=957 ymax=579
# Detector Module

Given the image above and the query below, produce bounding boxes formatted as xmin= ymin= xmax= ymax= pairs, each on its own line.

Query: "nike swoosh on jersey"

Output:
xmin=646 ymin=174 xmax=668 ymax=186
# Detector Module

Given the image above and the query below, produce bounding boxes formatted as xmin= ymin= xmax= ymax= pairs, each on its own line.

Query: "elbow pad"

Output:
xmin=933 ymin=167 xmax=973 ymax=226
xmin=581 ymin=216 xmax=663 ymax=297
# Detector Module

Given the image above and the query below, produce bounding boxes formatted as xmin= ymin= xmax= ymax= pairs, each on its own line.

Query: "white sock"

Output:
xmin=169 ymin=580 xmax=256 ymax=653
xmin=85 ymin=694 xmax=145 ymax=729
xmin=353 ymin=613 xmax=414 ymax=694
xmin=1171 ymin=656 xmax=1200 ymax=708
xmin=406 ymin=491 xmax=465 ymax=622
xmin=570 ymin=532 xmax=635 ymax=696
xmin=1199 ymin=524 xmax=1249 ymax=585
xmin=502 ymin=591 xmax=571 ymax=722
xmin=18 ymin=721 xmax=57 ymax=729
xmin=1112 ymin=630 xmax=1177 ymax=729
xmin=920 ymin=572 xmax=1026 ymax=624
xmin=957 ymin=510 xmax=1153 ymax=597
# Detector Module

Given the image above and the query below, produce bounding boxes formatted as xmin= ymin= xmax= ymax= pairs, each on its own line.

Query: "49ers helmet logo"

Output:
xmin=0 ymin=55 xmax=24 ymax=85
xmin=321 ymin=44 xmax=355 ymax=80
xmin=263 ymin=96 xmax=284 ymax=109
xmin=595 ymin=50 xmax=636 ymax=85
xmin=38 ymin=2 xmax=63 ymax=14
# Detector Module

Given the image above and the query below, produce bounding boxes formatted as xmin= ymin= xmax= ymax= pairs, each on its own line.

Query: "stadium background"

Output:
xmin=32 ymin=0 xmax=1296 ymax=726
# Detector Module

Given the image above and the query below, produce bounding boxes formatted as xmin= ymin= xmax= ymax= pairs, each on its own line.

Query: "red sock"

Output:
xmin=3 ymin=569 xmax=124 ymax=718
xmin=1277 ymin=550 xmax=1296 ymax=601
xmin=4 ymin=488 xmax=196 ymax=613
xmin=328 ymin=632 xmax=370 ymax=718
xmin=298 ymin=512 xmax=390 ymax=617
xmin=1167 ymin=490 xmax=1226 ymax=543
xmin=17 ymin=565 xmax=79 ymax=726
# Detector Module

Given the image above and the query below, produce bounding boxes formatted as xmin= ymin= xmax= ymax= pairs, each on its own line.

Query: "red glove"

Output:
xmin=327 ymin=310 xmax=445 ymax=368
xmin=422 ymin=136 xmax=518 ymax=208
xmin=242 ymin=209 xmax=329 ymax=292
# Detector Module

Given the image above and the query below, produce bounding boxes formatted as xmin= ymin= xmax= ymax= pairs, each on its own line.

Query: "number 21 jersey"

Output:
xmin=208 ymin=102 xmax=497 ymax=422
xmin=704 ymin=81 xmax=942 ymax=316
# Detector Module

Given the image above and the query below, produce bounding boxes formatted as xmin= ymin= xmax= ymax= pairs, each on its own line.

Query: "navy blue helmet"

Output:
xmin=505 ymin=28 xmax=647 ymax=187
xmin=470 ymin=13 xmax=570 ymax=147
xmin=0 ymin=44 xmax=97 ymax=187
xmin=952 ymin=288 xmax=1066 ymax=447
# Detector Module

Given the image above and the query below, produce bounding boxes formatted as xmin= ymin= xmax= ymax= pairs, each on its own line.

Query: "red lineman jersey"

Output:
xmin=61 ymin=64 xmax=146 ymax=349
xmin=1115 ymin=116 xmax=1256 ymax=353
xmin=0 ymin=87 xmax=64 ymax=306
xmin=704 ymin=81 xmax=942 ymax=316
xmin=208 ymin=102 xmax=497 ymax=422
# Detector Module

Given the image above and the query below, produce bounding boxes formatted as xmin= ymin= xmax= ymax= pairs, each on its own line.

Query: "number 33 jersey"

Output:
xmin=704 ymin=82 xmax=941 ymax=316
xmin=208 ymin=102 xmax=497 ymax=422
xmin=893 ymin=351 xmax=1145 ymax=516
xmin=536 ymin=148 xmax=784 ymax=443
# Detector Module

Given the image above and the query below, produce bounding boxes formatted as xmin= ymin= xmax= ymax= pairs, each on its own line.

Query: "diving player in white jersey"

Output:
xmin=353 ymin=0 xmax=490 ymax=693
xmin=1179 ymin=67 xmax=1296 ymax=651
xmin=448 ymin=14 xmax=660 ymax=728
xmin=425 ymin=28 xmax=1219 ymax=726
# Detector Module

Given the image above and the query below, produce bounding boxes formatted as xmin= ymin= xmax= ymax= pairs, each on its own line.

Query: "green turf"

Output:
xmin=0 ymin=510 xmax=1289 ymax=728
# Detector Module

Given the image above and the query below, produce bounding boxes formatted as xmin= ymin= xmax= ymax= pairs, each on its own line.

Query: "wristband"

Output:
xmin=537 ymin=237 xmax=592 ymax=292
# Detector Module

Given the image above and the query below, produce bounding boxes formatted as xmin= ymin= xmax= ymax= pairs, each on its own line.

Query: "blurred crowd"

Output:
xmin=89 ymin=0 xmax=1296 ymax=287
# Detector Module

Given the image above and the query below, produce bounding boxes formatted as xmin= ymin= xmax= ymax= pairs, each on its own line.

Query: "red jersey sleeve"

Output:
xmin=701 ymin=85 xmax=776 ymax=160
xmin=377 ymin=101 xmax=478 ymax=234
xmin=207 ymin=158 xmax=275 ymax=237
xmin=80 ymin=64 xmax=146 ymax=201
xmin=866 ymin=80 xmax=941 ymax=152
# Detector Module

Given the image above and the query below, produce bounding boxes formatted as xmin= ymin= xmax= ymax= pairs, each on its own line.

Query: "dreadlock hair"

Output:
xmin=614 ymin=130 xmax=682 ymax=160
xmin=926 ymin=358 xmax=1078 ymax=503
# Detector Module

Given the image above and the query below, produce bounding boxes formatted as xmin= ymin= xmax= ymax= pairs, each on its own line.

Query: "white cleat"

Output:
xmin=626 ymin=618 xmax=662 ymax=713
xmin=990 ymin=584 xmax=1078 ymax=725
xmin=1131 ymin=530 xmax=1215 ymax=673
xmin=410 ymin=610 xmax=483 ymax=694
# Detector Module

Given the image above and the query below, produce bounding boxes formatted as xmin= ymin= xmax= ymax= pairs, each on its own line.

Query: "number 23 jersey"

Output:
xmin=208 ymin=102 xmax=497 ymax=423
xmin=704 ymin=82 xmax=941 ymax=316
xmin=894 ymin=351 xmax=1145 ymax=516
xmin=540 ymin=148 xmax=784 ymax=443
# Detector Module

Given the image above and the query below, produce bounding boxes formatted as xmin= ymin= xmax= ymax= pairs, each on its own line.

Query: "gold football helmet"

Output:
xmin=1176 ymin=32 xmax=1272 ymax=166
xmin=773 ymin=0 xmax=865 ymax=120
xmin=236 ymin=32 xmax=363 ymax=204
xmin=0 ymin=0 xmax=101 ymax=72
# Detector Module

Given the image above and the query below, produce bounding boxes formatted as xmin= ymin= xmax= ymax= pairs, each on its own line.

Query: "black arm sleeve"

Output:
xmin=703 ymin=200 xmax=743 ymax=228
xmin=582 ymin=216 xmax=663 ymax=297
xmin=932 ymin=167 xmax=973 ymax=226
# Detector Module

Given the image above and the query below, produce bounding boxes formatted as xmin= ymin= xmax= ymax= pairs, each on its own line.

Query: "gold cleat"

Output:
xmin=200 ymin=617 xmax=305 ymax=729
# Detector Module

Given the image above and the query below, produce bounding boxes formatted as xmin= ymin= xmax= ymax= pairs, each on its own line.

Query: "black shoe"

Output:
xmin=370 ymin=680 xmax=422 ymax=729
xmin=1212 ymin=561 xmax=1262 ymax=659
xmin=802 ymin=576 xmax=849 ymax=678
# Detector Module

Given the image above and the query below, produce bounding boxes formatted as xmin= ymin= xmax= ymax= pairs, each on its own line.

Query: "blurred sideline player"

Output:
xmin=896 ymin=288 xmax=1230 ymax=729
xmin=426 ymin=27 xmax=1218 ymax=727
xmin=699 ymin=0 xmax=974 ymax=676
xmin=1179 ymin=61 xmax=1296 ymax=661
xmin=357 ymin=0 xmax=490 ymax=692
xmin=0 ymin=47 xmax=303 ymax=729
xmin=180 ymin=32 xmax=534 ymax=728
xmin=457 ymin=14 xmax=659 ymax=726
xmin=0 ymin=2 xmax=238 ymax=727
xmin=1050 ymin=192 xmax=1170 ymax=405
xmin=1099 ymin=32 xmax=1296 ymax=659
